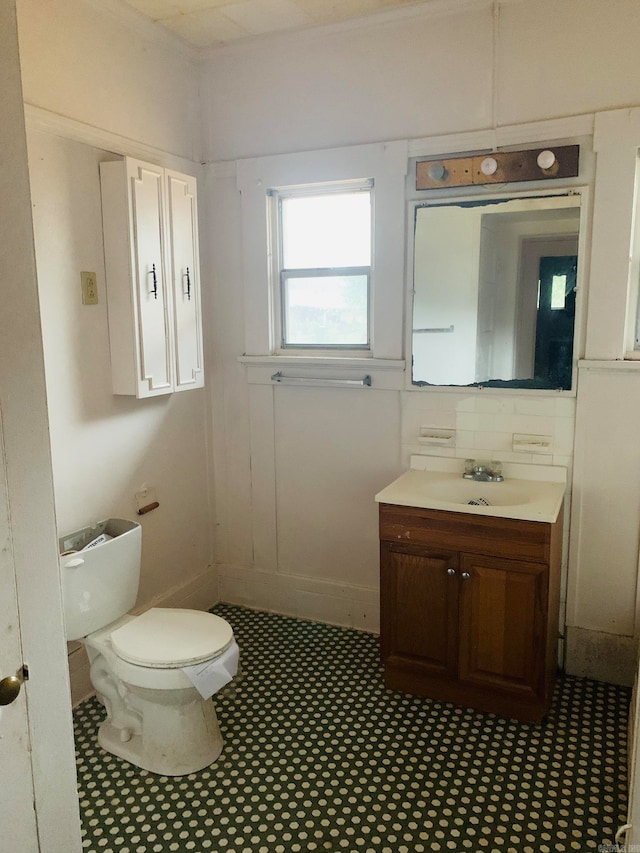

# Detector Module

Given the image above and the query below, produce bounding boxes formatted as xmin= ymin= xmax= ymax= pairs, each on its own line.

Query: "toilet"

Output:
xmin=59 ymin=518 xmax=238 ymax=776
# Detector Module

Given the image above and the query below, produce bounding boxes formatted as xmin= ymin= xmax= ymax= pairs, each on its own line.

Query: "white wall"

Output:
xmin=17 ymin=0 xmax=200 ymax=161
xmin=28 ymin=128 xmax=212 ymax=593
xmin=200 ymin=1 xmax=494 ymax=162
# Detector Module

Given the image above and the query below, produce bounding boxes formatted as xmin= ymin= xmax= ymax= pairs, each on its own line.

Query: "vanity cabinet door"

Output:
xmin=457 ymin=553 xmax=546 ymax=701
xmin=380 ymin=542 xmax=459 ymax=680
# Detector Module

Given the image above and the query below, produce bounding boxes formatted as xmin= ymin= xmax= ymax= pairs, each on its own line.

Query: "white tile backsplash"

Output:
xmin=514 ymin=397 xmax=557 ymax=417
xmin=403 ymin=391 xmax=576 ymax=470
xmin=474 ymin=396 xmax=515 ymax=415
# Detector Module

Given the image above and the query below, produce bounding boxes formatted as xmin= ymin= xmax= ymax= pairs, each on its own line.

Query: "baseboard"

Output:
xmin=218 ymin=563 xmax=380 ymax=634
xmin=67 ymin=566 xmax=219 ymax=707
xmin=565 ymin=625 xmax=639 ymax=687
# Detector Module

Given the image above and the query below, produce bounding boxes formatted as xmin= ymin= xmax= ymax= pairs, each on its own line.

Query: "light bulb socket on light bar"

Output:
xmin=480 ymin=157 xmax=498 ymax=176
xmin=427 ymin=162 xmax=448 ymax=182
xmin=537 ymin=149 xmax=557 ymax=171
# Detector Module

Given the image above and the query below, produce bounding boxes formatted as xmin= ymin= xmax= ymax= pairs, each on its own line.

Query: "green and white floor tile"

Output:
xmin=74 ymin=604 xmax=630 ymax=852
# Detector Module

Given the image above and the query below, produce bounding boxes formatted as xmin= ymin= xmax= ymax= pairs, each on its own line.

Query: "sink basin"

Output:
xmin=375 ymin=467 xmax=566 ymax=522
xmin=421 ymin=479 xmax=532 ymax=507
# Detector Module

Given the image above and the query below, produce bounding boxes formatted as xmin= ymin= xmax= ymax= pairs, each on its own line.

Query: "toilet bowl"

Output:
xmin=59 ymin=519 xmax=239 ymax=776
xmin=85 ymin=608 xmax=238 ymax=775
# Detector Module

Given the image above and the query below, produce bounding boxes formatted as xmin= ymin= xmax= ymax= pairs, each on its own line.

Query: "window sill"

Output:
xmin=238 ymin=354 xmax=405 ymax=370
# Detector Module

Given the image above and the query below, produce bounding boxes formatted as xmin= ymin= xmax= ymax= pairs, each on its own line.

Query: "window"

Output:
xmin=550 ymin=274 xmax=568 ymax=310
xmin=272 ymin=182 xmax=373 ymax=350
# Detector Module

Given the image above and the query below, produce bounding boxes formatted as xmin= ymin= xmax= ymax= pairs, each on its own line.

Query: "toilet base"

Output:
xmin=97 ymin=688 xmax=224 ymax=776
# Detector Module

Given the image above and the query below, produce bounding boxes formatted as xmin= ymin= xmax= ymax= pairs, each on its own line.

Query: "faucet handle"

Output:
xmin=463 ymin=458 xmax=476 ymax=479
xmin=488 ymin=460 xmax=504 ymax=481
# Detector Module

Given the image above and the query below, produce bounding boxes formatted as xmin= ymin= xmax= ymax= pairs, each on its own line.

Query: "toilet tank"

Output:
xmin=59 ymin=518 xmax=142 ymax=641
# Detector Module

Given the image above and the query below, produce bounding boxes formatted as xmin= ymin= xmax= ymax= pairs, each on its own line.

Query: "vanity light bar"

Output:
xmin=416 ymin=144 xmax=579 ymax=190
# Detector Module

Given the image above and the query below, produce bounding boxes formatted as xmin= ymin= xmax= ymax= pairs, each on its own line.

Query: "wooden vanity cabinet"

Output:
xmin=379 ymin=502 xmax=563 ymax=722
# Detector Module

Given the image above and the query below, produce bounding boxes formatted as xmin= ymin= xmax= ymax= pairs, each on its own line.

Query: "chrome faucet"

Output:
xmin=463 ymin=459 xmax=504 ymax=482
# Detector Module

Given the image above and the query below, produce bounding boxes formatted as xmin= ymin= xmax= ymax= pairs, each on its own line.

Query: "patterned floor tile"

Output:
xmin=73 ymin=604 xmax=630 ymax=852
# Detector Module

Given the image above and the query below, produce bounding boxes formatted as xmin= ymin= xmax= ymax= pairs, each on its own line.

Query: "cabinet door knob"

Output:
xmin=461 ymin=571 xmax=471 ymax=580
xmin=183 ymin=267 xmax=191 ymax=301
xmin=447 ymin=568 xmax=456 ymax=576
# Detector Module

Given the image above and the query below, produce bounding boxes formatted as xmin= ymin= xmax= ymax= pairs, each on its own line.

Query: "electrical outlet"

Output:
xmin=81 ymin=271 xmax=98 ymax=305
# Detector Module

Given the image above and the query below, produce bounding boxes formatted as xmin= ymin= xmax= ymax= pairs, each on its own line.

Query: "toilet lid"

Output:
xmin=110 ymin=608 xmax=234 ymax=668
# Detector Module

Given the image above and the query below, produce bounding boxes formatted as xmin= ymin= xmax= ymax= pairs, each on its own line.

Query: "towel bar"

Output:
xmin=271 ymin=371 xmax=372 ymax=387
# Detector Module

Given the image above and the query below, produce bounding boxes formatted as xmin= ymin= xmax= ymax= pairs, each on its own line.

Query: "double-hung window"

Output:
xmin=272 ymin=181 xmax=373 ymax=351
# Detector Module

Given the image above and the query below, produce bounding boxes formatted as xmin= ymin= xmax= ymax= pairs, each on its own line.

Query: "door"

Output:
xmin=458 ymin=554 xmax=546 ymax=699
xmin=128 ymin=159 xmax=173 ymax=395
xmin=0 ymin=409 xmax=39 ymax=852
xmin=166 ymin=170 xmax=205 ymax=390
xmin=1 ymin=4 xmax=82 ymax=849
xmin=534 ymin=254 xmax=578 ymax=389
xmin=380 ymin=542 xmax=459 ymax=678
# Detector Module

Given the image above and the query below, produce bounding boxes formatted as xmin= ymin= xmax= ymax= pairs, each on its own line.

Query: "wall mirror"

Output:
xmin=411 ymin=192 xmax=582 ymax=390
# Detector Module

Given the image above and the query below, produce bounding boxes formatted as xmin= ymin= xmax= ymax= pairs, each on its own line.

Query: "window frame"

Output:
xmin=269 ymin=180 xmax=374 ymax=355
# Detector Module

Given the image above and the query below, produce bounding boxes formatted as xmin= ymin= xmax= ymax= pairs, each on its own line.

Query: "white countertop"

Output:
xmin=375 ymin=457 xmax=566 ymax=523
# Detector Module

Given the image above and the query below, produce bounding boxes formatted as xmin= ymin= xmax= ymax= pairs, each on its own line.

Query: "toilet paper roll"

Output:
xmin=181 ymin=640 xmax=240 ymax=699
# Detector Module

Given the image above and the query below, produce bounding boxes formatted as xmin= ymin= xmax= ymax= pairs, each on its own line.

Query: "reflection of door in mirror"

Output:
xmin=535 ymin=254 xmax=577 ymax=388
xmin=514 ymin=238 xmax=578 ymax=390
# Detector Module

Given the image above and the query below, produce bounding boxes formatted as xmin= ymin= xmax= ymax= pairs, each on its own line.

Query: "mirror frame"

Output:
xmin=406 ymin=185 xmax=591 ymax=394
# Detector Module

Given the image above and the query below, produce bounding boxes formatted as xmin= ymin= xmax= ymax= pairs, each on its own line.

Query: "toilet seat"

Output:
xmin=110 ymin=608 xmax=234 ymax=668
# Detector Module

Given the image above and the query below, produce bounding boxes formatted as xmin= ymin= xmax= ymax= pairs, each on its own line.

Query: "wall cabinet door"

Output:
xmin=100 ymin=157 xmax=204 ymax=397
xmin=380 ymin=542 xmax=459 ymax=680
xmin=128 ymin=160 xmax=173 ymax=395
xmin=458 ymin=553 xmax=546 ymax=700
xmin=165 ymin=170 xmax=204 ymax=392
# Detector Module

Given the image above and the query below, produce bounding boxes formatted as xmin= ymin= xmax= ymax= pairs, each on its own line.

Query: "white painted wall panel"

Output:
xmin=274 ymin=385 xmax=401 ymax=587
xmin=202 ymin=170 xmax=255 ymax=569
xmin=567 ymin=365 xmax=640 ymax=636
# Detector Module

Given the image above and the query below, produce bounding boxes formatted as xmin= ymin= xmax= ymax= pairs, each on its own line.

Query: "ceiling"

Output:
xmin=120 ymin=0 xmax=431 ymax=48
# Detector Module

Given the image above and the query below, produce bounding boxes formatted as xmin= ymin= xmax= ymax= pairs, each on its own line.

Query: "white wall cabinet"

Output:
xmin=100 ymin=157 xmax=204 ymax=397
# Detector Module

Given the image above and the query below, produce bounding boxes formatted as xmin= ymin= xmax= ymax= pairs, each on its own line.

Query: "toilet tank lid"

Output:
xmin=110 ymin=608 xmax=234 ymax=667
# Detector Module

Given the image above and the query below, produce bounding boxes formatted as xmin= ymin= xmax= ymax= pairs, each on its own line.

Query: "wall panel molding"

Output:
xmin=24 ymin=103 xmax=199 ymax=172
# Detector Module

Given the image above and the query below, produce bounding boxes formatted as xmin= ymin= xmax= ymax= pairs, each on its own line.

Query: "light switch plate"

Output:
xmin=81 ymin=271 xmax=98 ymax=305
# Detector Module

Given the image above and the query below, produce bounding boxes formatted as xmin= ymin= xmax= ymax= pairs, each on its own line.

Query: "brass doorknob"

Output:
xmin=0 ymin=674 xmax=22 ymax=706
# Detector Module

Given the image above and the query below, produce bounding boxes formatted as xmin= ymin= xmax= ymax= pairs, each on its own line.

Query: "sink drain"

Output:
xmin=468 ymin=497 xmax=492 ymax=506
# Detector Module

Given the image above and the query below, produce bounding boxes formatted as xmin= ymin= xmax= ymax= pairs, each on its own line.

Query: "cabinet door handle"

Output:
xmin=447 ymin=568 xmax=456 ymax=576
xmin=461 ymin=571 xmax=471 ymax=580
xmin=183 ymin=267 xmax=191 ymax=301
xmin=148 ymin=263 xmax=158 ymax=299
